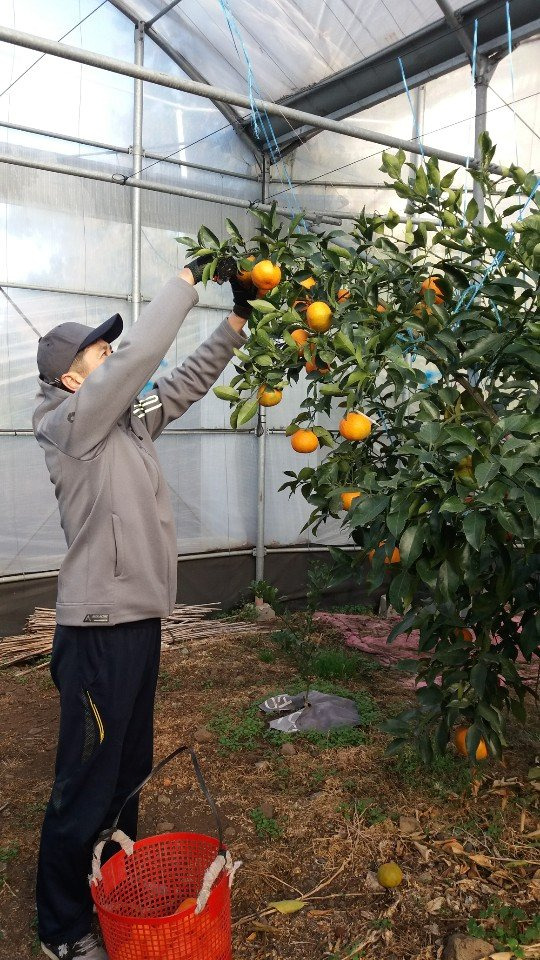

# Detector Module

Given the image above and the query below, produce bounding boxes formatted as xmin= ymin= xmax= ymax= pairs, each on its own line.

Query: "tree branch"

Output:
xmin=424 ymin=344 xmax=499 ymax=424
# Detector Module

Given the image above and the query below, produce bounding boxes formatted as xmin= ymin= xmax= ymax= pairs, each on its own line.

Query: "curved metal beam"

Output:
xmin=264 ymin=0 xmax=539 ymax=157
xmin=107 ymin=0 xmax=261 ymax=165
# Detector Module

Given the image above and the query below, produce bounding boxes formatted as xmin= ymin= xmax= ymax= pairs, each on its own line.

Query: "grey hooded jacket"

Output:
xmin=32 ymin=277 xmax=246 ymax=627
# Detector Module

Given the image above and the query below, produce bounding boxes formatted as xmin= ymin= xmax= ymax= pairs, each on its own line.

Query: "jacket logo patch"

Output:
xmin=83 ymin=614 xmax=110 ymax=623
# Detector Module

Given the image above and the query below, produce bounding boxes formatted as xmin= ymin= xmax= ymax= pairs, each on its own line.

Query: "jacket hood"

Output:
xmin=33 ymin=377 xmax=71 ymax=435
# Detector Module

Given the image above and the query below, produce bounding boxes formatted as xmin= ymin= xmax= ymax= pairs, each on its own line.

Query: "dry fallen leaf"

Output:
xmin=268 ymin=899 xmax=306 ymax=914
xmin=529 ymin=877 xmax=540 ymax=901
xmin=425 ymin=896 xmax=445 ymax=914
xmin=412 ymin=840 xmax=431 ymax=862
xmin=466 ymin=853 xmax=494 ymax=869
xmin=399 ymin=815 xmax=423 ymax=836
xmin=251 ymin=921 xmax=283 ymax=936
xmin=441 ymin=839 xmax=465 ymax=855
xmin=307 ymin=909 xmax=333 ymax=918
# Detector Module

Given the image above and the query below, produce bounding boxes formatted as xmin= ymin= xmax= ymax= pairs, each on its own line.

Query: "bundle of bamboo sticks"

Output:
xmin=1 ymin=603 xmax=267 ymax=673
xmin=0 ymin=607 xmax=56 ymax=670
xmin=161 ymin=602 xmax=266 ymax=645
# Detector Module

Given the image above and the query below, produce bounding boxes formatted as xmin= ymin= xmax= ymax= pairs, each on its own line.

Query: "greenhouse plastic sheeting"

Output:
xmin=104 ymin=0 xmax=470 ymax=101
xmin=285 ymin=40 xmax=540 ymax=220
xmin=1 ymin=0 xmax=539 ymax=578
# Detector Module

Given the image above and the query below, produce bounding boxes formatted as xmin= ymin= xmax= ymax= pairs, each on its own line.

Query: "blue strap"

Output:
xmin=398 ymin=56 xmax=426 ymax=167
xmin=471 ymin=18 xmax=478 ymax=85
xmin=461 ymin=19 xmax=478 ymax=226
xmin=453 ymin=175 xmax=540 ymax=316
xmin=217 ymin=0 xmax=305 ymax=225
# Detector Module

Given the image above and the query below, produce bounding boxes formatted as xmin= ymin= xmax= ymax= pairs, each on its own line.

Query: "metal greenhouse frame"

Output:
xmin=0 ymin=0 xmax=538 ymax=626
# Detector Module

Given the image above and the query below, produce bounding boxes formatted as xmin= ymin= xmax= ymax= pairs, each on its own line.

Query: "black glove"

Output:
xmin=230 ymin=275 xmax=258 ymax=320
xmin=185 ymin=254 xmax=237 ymax=285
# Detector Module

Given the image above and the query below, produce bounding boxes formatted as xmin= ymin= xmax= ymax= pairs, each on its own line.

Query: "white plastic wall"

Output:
xmin=0 ymin=1 xmax=538 ymax=576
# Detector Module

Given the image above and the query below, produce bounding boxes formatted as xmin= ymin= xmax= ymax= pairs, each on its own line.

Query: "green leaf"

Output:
xmin=440 ymin=496 xmax=466 ymax=513
xmin=225 ymin=218 xmax=243 ymax=242
xmin=327 ymin=242 xmax=352 ymax=259
xmin=237 ymin=397 xmax=259 ymax=426
xmin=460 ymin=333 xmax=506 ymax=366
xmin=202 ymin=258 xmax=218 ymax=285
xmin=198 ymin=225 xmax=220 ymax=247
xmin=470 ymin=663 xmax=487 ymax=698
xmin=419 ymin=399 xmax=440 ymax=420
xmin=388 ymin=570 xmax=414 ymax=613
xmin=524 ymin=489 xmax=540 ymax=522
xmin=443 ymin=425 xmax=478 ymax=450
xmin=312 ymin=426 xmax=335 ymax=448
xmin=387 ymin=610 xmax=416 ymax=644
xmin=476 ymin=703 xmax=502 ymax=728
xmin=475 ymin=461 xmax=499 ymax=486
xmin=347 ymin=495 xmax=389 ymax=528
xmin=254 ymin=354 xmax=274 ymax=367
xmin=334 ymin=331 xmax=356 ymax=356
xmin=465 ymin=724 xmax=483 ymax=761
xmin=496 ymin=507 xmax=522 ymax=536
xmin=415 ymin=166 xmax=429 ymax=197
xmin=213 ymin=386 xmax=240 ymax=402
xmin=437 ymin=560 xmax=459 ymax=601
xmin=248 ymin=299 xmax=278 ymax=314
xmin=416 ymin=684 xmax=443 ymax=708
xmin=462 ymin=512 xmax=486 ymax=551
xmin=464 ymin=198 xmax=478 ymax=222
xmin=319 ymin=384 xmax=344 ymax=396
xmin=398 ymin=523 xmax=425 ymax=567
xmin=440 ymin=170 xmax=457 ymax=189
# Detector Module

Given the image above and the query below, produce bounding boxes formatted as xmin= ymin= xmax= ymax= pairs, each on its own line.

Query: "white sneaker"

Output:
xmin=41 ymin=932 xmax=108 ymax=959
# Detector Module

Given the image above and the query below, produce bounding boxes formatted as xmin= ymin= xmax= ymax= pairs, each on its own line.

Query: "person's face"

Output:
xmin=60 ymin=339 xmax=113 ymax=392
xmin=82 ymin=338 xmax=114 ymax=375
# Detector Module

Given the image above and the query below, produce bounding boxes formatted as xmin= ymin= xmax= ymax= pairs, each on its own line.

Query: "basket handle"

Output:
xmin=95 ymin=744 xmax=225 ymax=854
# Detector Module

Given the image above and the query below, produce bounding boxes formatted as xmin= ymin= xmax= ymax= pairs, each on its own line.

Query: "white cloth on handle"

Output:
xmin=89 ymin=829 xmax=134 ymax=886
xmin=195 ymin=851 xmax=242 ymax=914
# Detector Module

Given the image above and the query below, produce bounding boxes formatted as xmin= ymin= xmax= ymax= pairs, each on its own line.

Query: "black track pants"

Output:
xmin=36 ymin=618 xmax=161 ymax=945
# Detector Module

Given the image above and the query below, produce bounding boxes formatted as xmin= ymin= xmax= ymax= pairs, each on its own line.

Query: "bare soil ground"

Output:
xmin=0 ymin=616 xmax=538 ymax=960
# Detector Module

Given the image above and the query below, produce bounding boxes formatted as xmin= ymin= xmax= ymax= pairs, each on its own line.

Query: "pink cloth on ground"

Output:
xmin=314 ymin=612 xmax=537 ymax=690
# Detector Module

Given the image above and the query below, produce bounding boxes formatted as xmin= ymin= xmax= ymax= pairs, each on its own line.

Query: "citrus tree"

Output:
xmin=177 ymin=134 xmax=540 ymax=764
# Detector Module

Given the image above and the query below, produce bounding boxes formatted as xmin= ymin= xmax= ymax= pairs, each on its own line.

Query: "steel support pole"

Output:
xmin=0 ymin=24 xmax=503 ymax=174
xmin=145 ymin=0 xmax=182 ymax=30
xmin=0 ymin=118 xmax=258 ymax=180
xmin=472 ymin=64 xmax=491 ymax=225
xmin=405 ymin=84 xmax=425 ymax=215
xmin=254 ymin=156 xmax=269 ymax=587
xmin=0 ymin=152 xmax=343 ymax=225
xmin=131 ymin=22 xmax=144 ymax=325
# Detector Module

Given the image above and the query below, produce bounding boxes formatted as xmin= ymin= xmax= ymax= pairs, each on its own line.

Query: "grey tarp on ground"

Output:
xmin=259 ymin=690 xmax=360 ymax=733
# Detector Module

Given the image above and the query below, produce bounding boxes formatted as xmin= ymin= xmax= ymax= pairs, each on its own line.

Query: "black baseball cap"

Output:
xmin=37 ymin=313 xmax=123 ymax=384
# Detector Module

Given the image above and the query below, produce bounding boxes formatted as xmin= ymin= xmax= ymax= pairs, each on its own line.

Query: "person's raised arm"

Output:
xmin=37 ymin=274 xmax=198 ymax=458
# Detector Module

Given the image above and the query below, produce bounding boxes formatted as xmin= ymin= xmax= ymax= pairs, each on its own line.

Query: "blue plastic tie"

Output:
xmin=461 ymin=19 xmax=478 ymax=226
xmin=471 ymin=18 xmax=478 ymax=86
xmin=453 ymin=175 xmax=540 ymax=318
xmin=506 ymin=1 xmax=521 ymax=178
xmin=398 ymin=56 xmax=426 ymax=167
xmin=218 ymin=0 xmax=306 ymax=226
xmin=420 ymin=368 xmax=442 ymax=390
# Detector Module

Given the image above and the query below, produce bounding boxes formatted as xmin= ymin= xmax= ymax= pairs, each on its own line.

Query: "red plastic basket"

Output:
xmin=90 ymin=747 xmax=233 ymax=960
xmin=91 ymin=832 xmax=231 ymax=960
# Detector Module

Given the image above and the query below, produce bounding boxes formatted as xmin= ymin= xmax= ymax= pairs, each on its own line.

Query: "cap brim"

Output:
xmin=78 ymin=313 xmax=123 ymax=351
